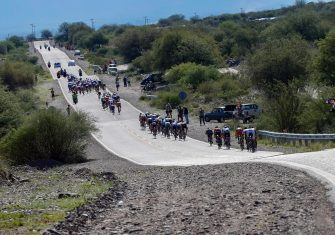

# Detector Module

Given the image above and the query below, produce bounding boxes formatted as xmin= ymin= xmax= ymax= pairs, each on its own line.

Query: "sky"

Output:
xmin=0 ymin=0 xmax=331 ymax=40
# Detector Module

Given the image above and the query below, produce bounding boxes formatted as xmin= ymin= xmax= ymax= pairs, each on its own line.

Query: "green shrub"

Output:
xmin=150 ymin=91 xmax=181 ymax=109
xmin=165 ymin=63 xmax=220 ymax=90
xmin=197 ymin=74 xmax=249 ymax=102
xmin=0 ymin=61 xmax=35 ymax=90
xmin=0 ymin=85 xmax=22 ymax=137
xmin=0 ymin=156 xmax=8 ymax=180
xmin=1 ymin=108 xmax=96 ymax=165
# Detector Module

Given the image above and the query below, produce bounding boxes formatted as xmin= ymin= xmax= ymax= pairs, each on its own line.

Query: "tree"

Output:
xmin=115 ymin=27 xmax=161 ymax=62
xmin=0 ymin=41 xmax=15 ymax=55
xmin=158 ymin=14 xmax=186 ymax=27
xmin=315 ymin=30 xmax=335 ymax=85
xmin=247 ymin=36 xmax=309 ymax=94
xmin=214 ymin=21 xmax=257 ymax=57
xmin=152 ymin=30 xmax=222 ymax=71
xmin=8 ymin=36 xmax=24 ymax=48
xmin=295 ymin=0 xmax=306 ymax=8
xmin=258 ymin=81 xmax=303 ymax=133
xmin=55 ymin=22 xmax=70 ymax=41
xmin=26 ymin=33 xmax=36 ymax=42
xmin=261 ymin=10 xmax=326 ymax=42
xmin=41 ymin=29 xmax=53 ymax=39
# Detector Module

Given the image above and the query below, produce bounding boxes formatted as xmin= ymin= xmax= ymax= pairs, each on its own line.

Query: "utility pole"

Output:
xmin=30 ymin=23 xmax=36 ymax=36
xmin=90 ymin=18 xmax=95 ymax=30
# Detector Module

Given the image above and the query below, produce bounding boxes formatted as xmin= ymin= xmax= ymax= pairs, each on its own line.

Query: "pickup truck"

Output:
xmin=233 ymin=103 xmax=262 ymax=123
xmin=204 ymin=105 xmax=236 ymax=123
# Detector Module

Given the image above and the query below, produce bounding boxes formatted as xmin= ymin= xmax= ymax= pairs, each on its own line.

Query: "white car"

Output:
xmin=108 ymin=64 xmax=118 ymax=75
xmin=68 ymin=60 xmax=76 ymax=66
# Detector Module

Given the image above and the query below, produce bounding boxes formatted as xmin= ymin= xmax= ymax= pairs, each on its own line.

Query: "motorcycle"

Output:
xmin=47 ymin=61 xmax=51 ymax=68
xmin=79 ymin=69 xmax=82 ymax=77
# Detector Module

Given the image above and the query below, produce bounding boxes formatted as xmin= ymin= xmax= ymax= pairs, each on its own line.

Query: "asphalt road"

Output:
xmin=34 ymin=41 xmax=335 ymax=202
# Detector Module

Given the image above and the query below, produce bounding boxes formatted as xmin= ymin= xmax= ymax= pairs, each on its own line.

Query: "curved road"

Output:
xmin=34 ymin=41 xmax=335 ymax=201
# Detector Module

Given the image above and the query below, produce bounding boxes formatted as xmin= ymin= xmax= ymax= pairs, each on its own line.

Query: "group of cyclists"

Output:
xmin=66 ymin=70 xmax=122 ymax=114
xmin=139 ymin=113 xmax=188 ymax=140
xmin=98 ymin=91 xmax=122 ymax=115
xmin=206 ymin=126 xmax=257 ymax=152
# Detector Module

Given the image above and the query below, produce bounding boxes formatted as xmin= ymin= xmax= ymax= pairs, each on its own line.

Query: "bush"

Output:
xmin=0 ymin=61 xmax=36 ymax=90
xmin=0 ymin=156 xmax=9 ymax=180
xmin=197 ymin=74 xmax=249 ymax=101
xmin=165 ymin=63 xmax=220 ymax=90
xmin=150 ymin=91 xmax=181 ymax=109
xmin=1 ymin=108 xmax=96 ymax=165
xmin=0 ymin=85 xmax=22 ymax=137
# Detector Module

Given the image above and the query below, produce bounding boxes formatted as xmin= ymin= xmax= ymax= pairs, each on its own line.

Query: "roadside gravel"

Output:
xmin=38 ymin=47 xmax=335 ymax=234
xmin=48 ymin=163 xmax=335 ymax=234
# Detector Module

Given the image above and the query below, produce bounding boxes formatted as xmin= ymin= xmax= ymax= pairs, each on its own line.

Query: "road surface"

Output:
xmin=34 ymin=41 xmax=335 ymax=201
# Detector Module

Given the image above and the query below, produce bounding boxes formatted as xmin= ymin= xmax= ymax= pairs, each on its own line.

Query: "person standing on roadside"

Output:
xmin=50 ymin=88 xmax=55 ymax=99
xmin=183 ymin=106 xmax=189 ymax=124
xmin=116 ymin=80 xmax=120 ymax=91
xmin=123 ymin=76 xmax=127 ymax=87
xmin=66 ymin=105 xmax=71 ymax=116
xmin=199 ymin=108 xmax=205 ymax=126
xmin=177 ymin=106 xmax=183 ymax=122
xmin=165 ymin=103 xmax=172 ymax=118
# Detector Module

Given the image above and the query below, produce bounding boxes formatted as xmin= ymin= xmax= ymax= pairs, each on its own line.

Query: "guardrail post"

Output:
xmin=304 ymin=139 xmax=309 ymax=146
xmin=292 ymin=138 xmax=296 ymax=146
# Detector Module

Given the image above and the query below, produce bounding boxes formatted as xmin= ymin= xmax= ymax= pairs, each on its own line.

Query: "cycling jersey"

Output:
xmin=222 ymin=127 xmax=230 ymax=138
xmin=235 ymin=128 xmax=243 ymax=137
xmin=206 ymin=129 xmax=213 ymax=136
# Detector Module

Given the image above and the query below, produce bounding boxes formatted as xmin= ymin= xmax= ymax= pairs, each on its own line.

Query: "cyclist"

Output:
xmin=222 ymin=126 xmax=231 ymax=149
xmin=235 ymin=126 xmax=244 ymax=150
xmin=205 ymin=128 xmax=214 ymax=146
xmin=214 ymin=126 xmax=222 ymax=149
xmin=180 ymin=122 xmax=188 ymax=140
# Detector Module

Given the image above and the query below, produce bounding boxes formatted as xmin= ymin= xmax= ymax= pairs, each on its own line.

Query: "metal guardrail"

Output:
xmin=258 ymin=130 xmax=335 ymax=146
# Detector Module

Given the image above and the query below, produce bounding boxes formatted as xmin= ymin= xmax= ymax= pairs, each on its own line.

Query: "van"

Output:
xmin=74 ymin=50 xmax=81 ymax=56
xmin=68 ymin=60 xmax=76 ymax=66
